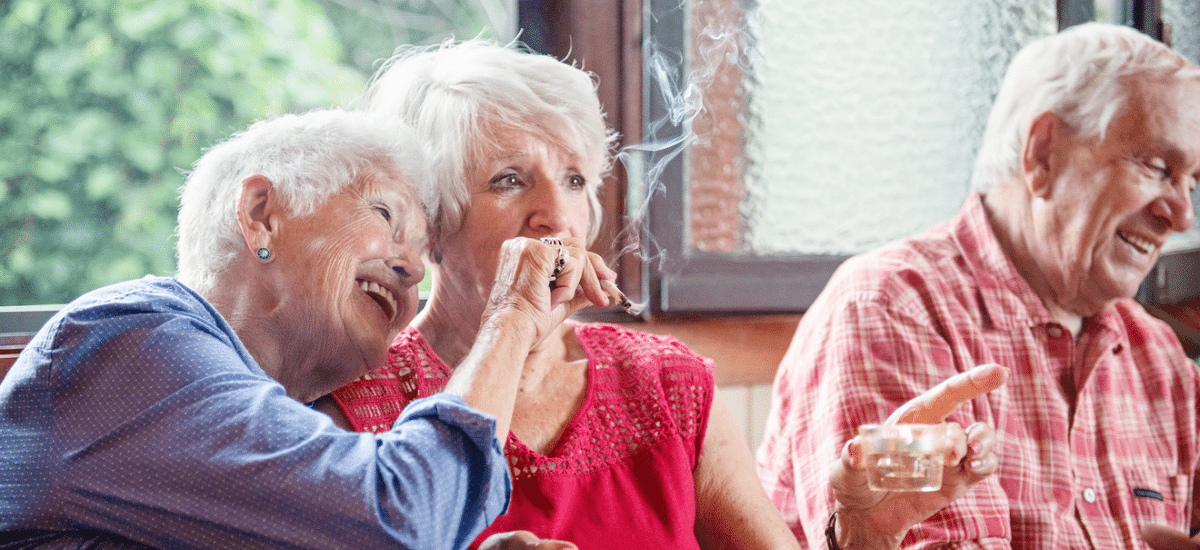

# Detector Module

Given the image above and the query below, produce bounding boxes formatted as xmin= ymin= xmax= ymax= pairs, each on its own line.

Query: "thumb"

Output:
xmin=1142 ymin=524 xmax=1200 ymax=550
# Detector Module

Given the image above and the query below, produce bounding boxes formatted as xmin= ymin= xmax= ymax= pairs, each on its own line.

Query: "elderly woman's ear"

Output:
xmin=237 ymin=174 xmax=281 ymax=261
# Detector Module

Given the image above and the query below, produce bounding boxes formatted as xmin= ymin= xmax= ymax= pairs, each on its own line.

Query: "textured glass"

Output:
xmin=1163 ymin=0 xmax=1200 ymax=252
xmin=1164 ymin=0 xmax=1200 ymax=64
xmin=687 ymin=0 xmax=750 ymax=253
xmin=740 ymin=0 xmax=1055 ymax=255
xmin=1093 ymin=0 xmax=1123 ymax=23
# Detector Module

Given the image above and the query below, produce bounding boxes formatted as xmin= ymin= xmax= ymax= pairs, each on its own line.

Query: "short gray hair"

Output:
xmin=361 ymin=39 xmax=618 ymax=252
xmin=972 ymin=23 xmax=1200 ymax=192
xmin=176 ymin=108 xmax=427 ymax=294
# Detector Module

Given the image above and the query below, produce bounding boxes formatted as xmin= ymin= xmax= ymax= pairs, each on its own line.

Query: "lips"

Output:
xmin=357 ymin=279 xmax=398 ymax=321
xmin=1116 ymin=230 xmax=1157 ymax=255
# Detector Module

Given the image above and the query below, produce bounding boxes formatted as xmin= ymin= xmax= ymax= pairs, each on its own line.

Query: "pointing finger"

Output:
xmin=886 ymin=364 xmax=1008 ymax=425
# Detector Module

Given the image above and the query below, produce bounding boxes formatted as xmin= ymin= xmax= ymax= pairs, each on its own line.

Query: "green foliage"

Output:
xmin=0 ymin=0 xmax=505 ymax=305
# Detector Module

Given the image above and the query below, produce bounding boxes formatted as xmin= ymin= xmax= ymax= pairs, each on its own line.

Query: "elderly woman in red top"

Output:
xmin=314 ymin=39 xmax=796 ymax=549
xmin=319 ymin=39 xmax=1004 ymax=550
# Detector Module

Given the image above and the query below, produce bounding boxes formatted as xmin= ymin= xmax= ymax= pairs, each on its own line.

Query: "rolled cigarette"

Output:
xmin=600 ymin=280 xmax=633 ymax=313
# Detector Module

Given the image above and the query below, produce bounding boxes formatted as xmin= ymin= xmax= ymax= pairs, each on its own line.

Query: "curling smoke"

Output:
xmin=613 ymin=37 xmax=704 ymax=268
xmin=613 ymin=0 xmax=749 ymax=315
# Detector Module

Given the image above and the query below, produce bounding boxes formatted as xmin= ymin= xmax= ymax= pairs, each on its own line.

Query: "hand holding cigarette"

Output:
xmin=540 ymin=237 xmax=638 ymax=315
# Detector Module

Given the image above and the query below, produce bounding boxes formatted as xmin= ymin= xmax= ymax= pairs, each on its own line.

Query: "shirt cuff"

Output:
xmin=397 ymin=394 xmax=513 ymax=517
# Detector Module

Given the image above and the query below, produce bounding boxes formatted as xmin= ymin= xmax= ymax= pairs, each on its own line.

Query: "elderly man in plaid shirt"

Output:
xmin=758 ymin=23 xmax=1200 ymax=550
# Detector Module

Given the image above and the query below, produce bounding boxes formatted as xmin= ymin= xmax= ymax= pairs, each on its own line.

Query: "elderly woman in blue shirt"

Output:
xmin=0 ymin=108 xmax=612 ymax=549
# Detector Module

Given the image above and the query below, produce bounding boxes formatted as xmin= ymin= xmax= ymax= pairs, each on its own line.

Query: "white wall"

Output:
xmin=720 ymin=383 xmax=775 ymax=453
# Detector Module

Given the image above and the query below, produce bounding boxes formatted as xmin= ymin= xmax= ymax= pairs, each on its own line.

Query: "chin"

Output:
xmin=325 ymin=363 xmax=373 ymax=395
xmin=341 ymin=337 xmax=387 ymax=375
xmin=356 ymin=346 xmax=388 ymax=372
xmin=1111 ymin=279 xmax=1146 ymax=302
xmin=1090 ymin=268 xmax=1147 ymax=304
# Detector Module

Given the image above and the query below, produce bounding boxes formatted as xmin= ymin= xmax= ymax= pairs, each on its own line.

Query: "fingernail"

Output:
xmin=970 ymin=459 xmax=984 ymax=472
xmin=971 ymin=363 xmax=1009 ymax=383
xmin=969 ymin=441 xmax=983 ymax=455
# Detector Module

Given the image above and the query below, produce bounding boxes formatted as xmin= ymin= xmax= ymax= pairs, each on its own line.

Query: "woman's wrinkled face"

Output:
xmin=438 ymin=124 xmax=599 ymax=300
xmin=272 ymin=168 xmax=427 ymax=393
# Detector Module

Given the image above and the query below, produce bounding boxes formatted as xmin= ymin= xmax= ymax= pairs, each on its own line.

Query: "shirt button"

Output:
xmin=1048 ymin=326 xmax=1063 ymax=338
xmin=1083 ymin=488 xmax=1097 ymax=503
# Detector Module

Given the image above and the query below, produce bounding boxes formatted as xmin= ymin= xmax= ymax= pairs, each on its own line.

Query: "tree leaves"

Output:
xmin=0 ymin=0 xmax=366 ymax=305
xmin=1 ymin=0 xmax=507 ymax=305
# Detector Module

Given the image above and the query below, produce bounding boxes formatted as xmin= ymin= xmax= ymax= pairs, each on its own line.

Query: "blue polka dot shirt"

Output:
xmin=0 ymin=276 xmax=511 ymax=549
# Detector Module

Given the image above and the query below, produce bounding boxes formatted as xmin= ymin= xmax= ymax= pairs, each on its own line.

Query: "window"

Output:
xmin=608 ymin=0 xmax=1200 ymax=317
xmin=630 ymin=0 xmax=1056 ymax=316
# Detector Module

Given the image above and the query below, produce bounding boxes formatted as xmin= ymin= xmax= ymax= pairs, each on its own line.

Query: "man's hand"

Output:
xmin=1143 ymin=524 xmax=1200 ymax=550
xmin=831 ymin=364 xmax=1009 ymax=547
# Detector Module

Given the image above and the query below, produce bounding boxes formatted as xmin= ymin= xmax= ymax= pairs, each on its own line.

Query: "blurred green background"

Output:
xmin=0 ymin=0 xmax=509 ymax=305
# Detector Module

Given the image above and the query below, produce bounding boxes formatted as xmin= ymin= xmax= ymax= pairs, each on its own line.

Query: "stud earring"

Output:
xmin=256 ymin=247 xmax=271 ymax=260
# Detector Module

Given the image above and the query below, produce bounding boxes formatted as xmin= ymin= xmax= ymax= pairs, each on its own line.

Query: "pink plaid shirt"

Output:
xmin=756 ymin=193 xmax=1200 ymax=549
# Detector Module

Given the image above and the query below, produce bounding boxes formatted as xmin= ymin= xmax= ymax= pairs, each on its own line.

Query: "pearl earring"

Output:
xmin=256 ymin=247 xmax=271 ymax=260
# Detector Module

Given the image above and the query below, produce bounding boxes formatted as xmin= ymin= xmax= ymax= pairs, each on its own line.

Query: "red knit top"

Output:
xmin=331 ymin=321 xmax=715 ymax=549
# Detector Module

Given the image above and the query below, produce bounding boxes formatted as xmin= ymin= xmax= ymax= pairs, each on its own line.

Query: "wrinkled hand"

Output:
xmin=484 ymin=236 xmax=614 ymax=344
xmin=478 ymin=530 xmax=579 ymax=550
xmin=1143 ymin=524 xmax=1200 ymax=549
xmin=831 ymin=364 xmax=1009 ymax=542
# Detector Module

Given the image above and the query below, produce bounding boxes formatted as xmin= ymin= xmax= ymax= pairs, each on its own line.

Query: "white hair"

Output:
xmin=361 ymin=38 xmax=618 ymax=254
xmin=176 ymin=108 xmax=428 ymax=295
xmin=972 ymin=23 xmax=1200 ymax=192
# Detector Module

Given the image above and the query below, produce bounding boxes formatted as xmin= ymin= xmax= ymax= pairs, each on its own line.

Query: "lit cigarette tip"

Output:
xmin=601 ymin=280 xmax=634 ymax=313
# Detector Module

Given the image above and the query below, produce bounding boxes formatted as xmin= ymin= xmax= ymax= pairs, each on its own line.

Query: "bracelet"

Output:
xmin=826 ymin=510 xmax=841 ymax=550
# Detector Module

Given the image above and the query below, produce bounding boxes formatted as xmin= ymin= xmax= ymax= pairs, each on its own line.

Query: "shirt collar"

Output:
xmin=952 ymin=192 xmax=1055 ymax=331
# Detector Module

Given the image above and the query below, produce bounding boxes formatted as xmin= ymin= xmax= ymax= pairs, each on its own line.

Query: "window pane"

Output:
xmin=1165 ymin=0 xmax=1200 ymax=63
xmin=0 ymin=0 xmax=513 ymax=306
xmin=737 ymin=0 xmax=1055 ymax=255
xmin=1094 ymin=0 xmax=1125 ymax=24
xmin=1163 ymin=0 xmax=1200 ymax=251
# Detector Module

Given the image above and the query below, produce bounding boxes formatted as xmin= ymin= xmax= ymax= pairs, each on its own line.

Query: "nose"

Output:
xmin=1153 ymin=181 xmax=1195 ymax=232
xmin=389 ymin=256 xmax=425 ymax=290
xmin=528 ymin=182 xmax=573 ymax=236
xmin=388 ymin=232 xmax=427 ymax=288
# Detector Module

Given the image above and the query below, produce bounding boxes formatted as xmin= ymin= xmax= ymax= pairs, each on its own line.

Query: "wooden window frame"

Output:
xmin=527 ymin=0 xmax=1200 ymax=319
xmin=523 ymin=0 xmax=844 ymax=319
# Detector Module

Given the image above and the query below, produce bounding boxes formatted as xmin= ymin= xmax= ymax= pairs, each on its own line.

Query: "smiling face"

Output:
xmin=435 ymin=123 xmax=599 ymax=304
xmin=1033 ymin=77 xmax=1200 ymax=316
xmin=271 ymin=167 xmax=427 ymax=394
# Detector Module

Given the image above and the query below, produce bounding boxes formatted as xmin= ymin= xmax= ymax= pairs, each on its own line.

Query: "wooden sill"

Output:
xmin=574 ymin=310 xmax=801 ymax=387
xmin=0 ymin=314 xmax=805 ymax=388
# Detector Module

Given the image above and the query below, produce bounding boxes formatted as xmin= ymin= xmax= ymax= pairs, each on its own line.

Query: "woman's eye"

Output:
xmin=567 ymin=175 xmax=586 ymax=190
xmin=490 ymin=173 xmax=522 ymax=190
xmin=374 ymin=206 xmax=392 ymax=222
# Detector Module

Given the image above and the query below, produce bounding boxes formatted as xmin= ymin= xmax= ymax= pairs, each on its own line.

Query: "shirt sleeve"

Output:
xmin=765 ymin=293 xmax=1012 ymax=549
xmin=42 ymin=303 xmax=511 ymax=550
